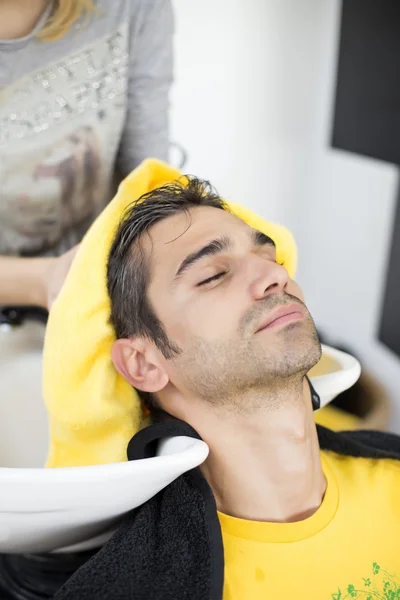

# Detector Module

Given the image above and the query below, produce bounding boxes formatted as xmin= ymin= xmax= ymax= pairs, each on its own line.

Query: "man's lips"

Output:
xmin=255 ymin=303 xmax=305 ymax=333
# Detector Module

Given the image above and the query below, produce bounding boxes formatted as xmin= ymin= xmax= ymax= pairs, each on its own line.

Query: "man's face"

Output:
xmin=143 ymin=206 xmax=321 ymax=407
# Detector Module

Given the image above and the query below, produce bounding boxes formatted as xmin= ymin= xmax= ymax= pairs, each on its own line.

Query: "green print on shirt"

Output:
xmin=331 ymin=563 xmax=400 ymax=599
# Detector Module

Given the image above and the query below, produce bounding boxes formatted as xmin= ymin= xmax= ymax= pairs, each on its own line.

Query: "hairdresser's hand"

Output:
xmin=40 ymin=245 xmax=80 ymax=310
xmin=0 ymin=245 xmax=79 ymax=309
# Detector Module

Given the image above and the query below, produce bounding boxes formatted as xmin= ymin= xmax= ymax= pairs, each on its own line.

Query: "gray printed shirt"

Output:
xmin=0 ymin=0 xmax=173 ymax=256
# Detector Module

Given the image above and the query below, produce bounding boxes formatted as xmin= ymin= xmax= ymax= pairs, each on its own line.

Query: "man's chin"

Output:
xmin=256 ymin=326 xmax=321 ymax=374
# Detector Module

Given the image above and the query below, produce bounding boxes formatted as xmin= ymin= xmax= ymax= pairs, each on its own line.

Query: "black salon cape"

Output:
xmin=54 ymin=421 xmax=400 ymax=600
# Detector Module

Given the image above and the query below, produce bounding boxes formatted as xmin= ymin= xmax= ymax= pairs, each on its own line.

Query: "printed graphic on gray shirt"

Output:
xmin=0 ymin=26 xmax=128 ymax=256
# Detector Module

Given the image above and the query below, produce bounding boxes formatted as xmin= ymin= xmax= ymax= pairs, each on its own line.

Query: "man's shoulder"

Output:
xmin=317 ymin=424 xmax=400 ymax=460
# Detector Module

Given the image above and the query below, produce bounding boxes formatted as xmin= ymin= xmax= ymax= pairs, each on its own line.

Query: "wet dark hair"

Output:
xmin=107 ymin=176 xmax=226 ymax=411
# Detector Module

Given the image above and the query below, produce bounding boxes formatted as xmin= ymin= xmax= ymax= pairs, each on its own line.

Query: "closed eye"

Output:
xmin=197 ymin=272 xmax=226 ymax=287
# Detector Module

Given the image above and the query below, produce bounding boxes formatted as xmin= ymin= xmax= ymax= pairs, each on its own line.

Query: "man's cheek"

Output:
xmin=288 ymin=280 xmax=305 ymax=302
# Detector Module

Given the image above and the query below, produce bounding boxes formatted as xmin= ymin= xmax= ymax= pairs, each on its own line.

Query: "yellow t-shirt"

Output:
xmin=219 ymin=451 xmax=400 ymax=599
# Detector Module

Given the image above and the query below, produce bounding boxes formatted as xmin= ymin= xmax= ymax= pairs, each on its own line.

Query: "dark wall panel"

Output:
xmin=331 ymin=0 xmax=400 ymax=358
xmin=379 ymin=184 xmax=400 ymax=357
xmin=331 ymin=0 xmax=400 ymax=165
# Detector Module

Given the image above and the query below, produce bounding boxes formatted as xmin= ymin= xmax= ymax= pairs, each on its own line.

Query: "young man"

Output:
xmin=56 ymin=176 xmax=400 ymax=600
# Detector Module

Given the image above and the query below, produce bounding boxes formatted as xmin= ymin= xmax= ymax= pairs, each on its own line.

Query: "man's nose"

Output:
xmin=248 ymin=257 xmax=289 ymax=300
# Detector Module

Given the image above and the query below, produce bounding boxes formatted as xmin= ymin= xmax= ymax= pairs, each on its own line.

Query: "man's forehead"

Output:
xmin=145 ymin=206 xmax=248 ymax=255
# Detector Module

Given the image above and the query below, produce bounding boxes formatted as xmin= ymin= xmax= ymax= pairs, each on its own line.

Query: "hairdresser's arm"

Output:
xmin=0 ymin=245 xmax=78 ymax=309
xmin=0 ymin=256 xmax=51 ymax=307
xmin=117 ymin=0 xmax=174 ymax=175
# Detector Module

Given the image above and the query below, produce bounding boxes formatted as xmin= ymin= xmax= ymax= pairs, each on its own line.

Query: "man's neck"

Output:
xmin=192 ymin=379 xmax=326 ymax=523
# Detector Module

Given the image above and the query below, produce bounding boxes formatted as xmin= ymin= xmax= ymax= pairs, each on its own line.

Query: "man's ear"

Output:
xmin=111 ymin=338 xmax=169 ymax=393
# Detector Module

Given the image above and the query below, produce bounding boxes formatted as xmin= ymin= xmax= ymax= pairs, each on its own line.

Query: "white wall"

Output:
xmin=171 ymin=0 xmax=400 ymax=431
xmin=170 ymin=0 xmax=322 ymax=224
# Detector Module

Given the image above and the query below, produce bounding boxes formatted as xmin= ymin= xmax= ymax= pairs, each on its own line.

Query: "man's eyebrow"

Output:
xmin=252 ymin=229 xmax=276 ymax=248
xmin=173 ymin=230 xmax=275 ymax=281
xmin=175 ymin=235 xmax=231 ymax=280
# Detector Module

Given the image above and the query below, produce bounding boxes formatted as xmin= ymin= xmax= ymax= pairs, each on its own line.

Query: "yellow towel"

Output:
xmin=43 ymin=159 xmax=297 ymax=467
